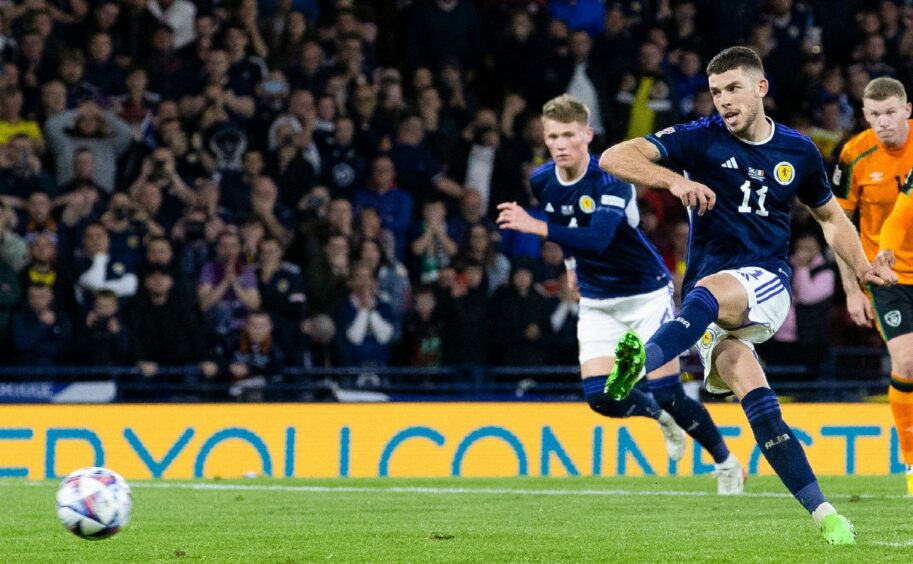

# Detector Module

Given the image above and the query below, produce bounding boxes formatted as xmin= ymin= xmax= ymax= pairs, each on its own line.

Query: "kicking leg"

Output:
xmin=715 ymin=338 xmax=856 ymax=545
xmin=607 ymin=273 xmax=747 ymax=399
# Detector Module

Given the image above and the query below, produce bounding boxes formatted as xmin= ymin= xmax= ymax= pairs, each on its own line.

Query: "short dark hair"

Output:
xmin=706 ymin=46 xmax=764 ymax=77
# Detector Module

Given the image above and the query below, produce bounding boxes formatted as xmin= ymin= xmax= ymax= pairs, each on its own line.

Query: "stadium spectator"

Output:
xmin=44 ymin=101 xmax=134 ymax=193
xmin=407 ymin=0 xmax=483 ymax=74
xmin=225 ymin=310 xmax=286 ymax=401
xmin=390 ymin=115 xmax=463 ymax=206
xmin=255 ymin=236 xmax=306 ymax=361
xmin=335 ymin=262 xmax=395 ymax=367
xmin=358 ymin=237 xmax=410 ymax=334
xmin=73 ymin=223 xmax=138 ymax=305
xmin=77 ymin=289 xmax=129 ymax=366
xmin=614 ymin=41 xmax=676 ymax=141
xmin=12 ymin=283 xmax=72 ymax=367
xmin=353 ymin=155 xmax=413 ymax=261
xmin=0 ymin=257 xmax=20 ymax=361
xmin=304 ymin=233 xmax=350 ymax=316
xmin=0 ymin=202 xmax=27 ymax=272
xmin=438 ymin=259 xmax=488 ymax=366
xmin=198 ymin=230 xmax=261 ymax=350
xmin=410 ymin=199 xmax=458 ymax=284
xmin=457 ymin=223 xmax=510 ymax=296
xmin=402 ymin=285 xmax=443 ymax=367
xmin=488 ymin=259 xmax=553 ymax=366
xmin=130 ymin=268 xmax=213 ymax=381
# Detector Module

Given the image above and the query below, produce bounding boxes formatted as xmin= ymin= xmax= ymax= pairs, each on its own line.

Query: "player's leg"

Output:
xmin=629 ymin=285 xmax=741 ymax=487
xmin=579 ymin=298 xmax=686 ymax=460
xmin=714 ymin=339 xmax=855 ymax=544
xmin=871 ymin=284 xmax=913 ymax=494
xmin=607 ymin=271 xmax=748 ymax=399
xmin=886 ymin=333 xmax=913 ymax=494
xmin=645 ymin=358 xmax=742 ymax=493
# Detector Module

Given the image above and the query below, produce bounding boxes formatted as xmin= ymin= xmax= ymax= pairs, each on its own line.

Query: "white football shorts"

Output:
xmin=696 ymin=266 xmax=791 ymax=395
xmin=578 ymin=283 xmax=674 ymax=366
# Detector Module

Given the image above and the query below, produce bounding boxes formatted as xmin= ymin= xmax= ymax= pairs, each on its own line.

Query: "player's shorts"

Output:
xmin=696 ymin=267 xmax=791 ymax=395
xmin=578 ymin=283 xmax=674 ymax=366
xmin=870 ymin=283 xmax=913 ymax=341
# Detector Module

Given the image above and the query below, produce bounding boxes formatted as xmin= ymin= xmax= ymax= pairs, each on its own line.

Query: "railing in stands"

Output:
xmin=0 ymin=346 xmax=892 ymax=402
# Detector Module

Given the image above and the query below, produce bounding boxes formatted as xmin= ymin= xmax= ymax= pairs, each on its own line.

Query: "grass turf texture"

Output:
xmin=1 ymin=476 xmax=911 ymax=562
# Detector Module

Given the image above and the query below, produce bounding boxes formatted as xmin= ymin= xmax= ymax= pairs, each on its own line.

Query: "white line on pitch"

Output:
xmin=2 ymin=480 xmax=908 ymax=500
xmin=870 ymin=540 xmax=913 ymax=547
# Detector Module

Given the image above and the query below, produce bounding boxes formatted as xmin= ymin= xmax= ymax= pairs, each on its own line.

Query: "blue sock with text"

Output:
xmin=645 ymin=287 xmax=718 ymax=374
xmin=742 ymin=387 xmax=826 ymax=513
xmin=648 ymin=374 xmax=730 ymax=463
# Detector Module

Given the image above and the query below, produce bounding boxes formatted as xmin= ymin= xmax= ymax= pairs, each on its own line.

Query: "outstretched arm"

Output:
xmin=810 ymin=197 xmax=896 ymax=288
xmin=599 ymin=138 xmax=717 ymax=215
xmin=496 ymin=202 xmax=621 ymax=255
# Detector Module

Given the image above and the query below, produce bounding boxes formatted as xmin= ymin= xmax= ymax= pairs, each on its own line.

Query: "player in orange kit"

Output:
xmin=832 ymin=77 xmax=913 ymax=494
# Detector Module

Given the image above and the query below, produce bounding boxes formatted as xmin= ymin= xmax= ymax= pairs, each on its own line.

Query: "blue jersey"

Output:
xmin=530 ymin=155 xmax=670 ymax=299
xmin=645 ymin=115 xmax=833 ymax=295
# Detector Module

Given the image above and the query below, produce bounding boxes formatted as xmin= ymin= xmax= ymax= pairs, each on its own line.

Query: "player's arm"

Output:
xmin=808 ymin=197 xmax=897 ymax=287
xmin=879 ymin=188 xmax=913 ymax=267
xmin=495 ymin=202 xmax=622 ymax=255
xmin=598 ymin=137 xmax=716 ymax=215
xmin=830 ymin=143 xmax=875 ymax=326
xmin=832 ymin=209 xmax=875 ymax=327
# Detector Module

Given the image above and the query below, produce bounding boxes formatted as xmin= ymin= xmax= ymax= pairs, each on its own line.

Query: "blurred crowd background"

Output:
xmin=0 ymin=0 xmax=902 ymax=397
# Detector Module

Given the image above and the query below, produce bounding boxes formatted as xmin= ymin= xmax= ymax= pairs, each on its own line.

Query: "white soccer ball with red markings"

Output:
xmin=56 ymin=467 xmax=132 ymax=540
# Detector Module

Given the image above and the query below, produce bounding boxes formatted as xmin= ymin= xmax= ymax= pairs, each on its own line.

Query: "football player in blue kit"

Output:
xmin=496 ymin=94 xmax=744 ymax=494
xmin=600 ymin=46 xmax=897 ymax=544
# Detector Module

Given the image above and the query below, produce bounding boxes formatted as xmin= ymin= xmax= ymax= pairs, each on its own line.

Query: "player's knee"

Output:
xmin=894 ymin=353 xmax=913 ymax=381
xmin=586 ymin=394 xmax=627 ymax=418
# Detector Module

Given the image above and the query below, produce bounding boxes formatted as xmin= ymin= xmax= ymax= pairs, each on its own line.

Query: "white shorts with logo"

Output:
xmin=578 ymin=283 xmax=674 ymax=367
xmin=696 ymin=267 xmax=791 ymax=395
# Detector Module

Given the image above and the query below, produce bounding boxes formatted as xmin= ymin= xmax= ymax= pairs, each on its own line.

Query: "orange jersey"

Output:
xmin=881 ymin=180 xmax=913 ymax=278
xmin=833 ymin=121 xmax=913 ymax=283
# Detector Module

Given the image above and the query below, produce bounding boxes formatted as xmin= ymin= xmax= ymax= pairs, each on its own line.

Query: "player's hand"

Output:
xmin=496 ymin=202 xmax=547 ymax=237
xmin=859 ymin=261 xmax=897 ymax=288
xmin=875 ymin=249 xmax=897 ymax=269
xmin=845 ymin=291 xmax=874 ymax=328
xmin=669 ymin=179 xmax=716 ymax=215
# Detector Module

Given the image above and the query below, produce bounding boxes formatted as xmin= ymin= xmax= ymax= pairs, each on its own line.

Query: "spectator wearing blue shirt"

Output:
xmin=335 ymin=262 xmax=396 ymax=367
xmin=389 ymin=115 xmax=464 ymax=207
xmin=353 ymin=155 xmax=413 ymax=261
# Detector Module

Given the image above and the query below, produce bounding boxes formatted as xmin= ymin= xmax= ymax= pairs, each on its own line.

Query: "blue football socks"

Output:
xmin=583 ymin=376 xmax=661 ymax=419
xmin=648 ymin=374 xmax=730 ymax=463
xmin=644 ymin=287 xmax=719 ymax=374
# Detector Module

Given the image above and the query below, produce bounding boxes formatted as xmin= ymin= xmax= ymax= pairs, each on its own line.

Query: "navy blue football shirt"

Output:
xmin=645 ymin=115 xmax=833 ymax=295
xmin=530 ymin=154 xmax=670 ymax=299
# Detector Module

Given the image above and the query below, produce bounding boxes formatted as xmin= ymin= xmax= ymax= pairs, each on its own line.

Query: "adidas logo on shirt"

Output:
xmin=721 ymin=157 xmax=738 ymax=169
xmin=545 ymin=202 xmax=554 ymax=212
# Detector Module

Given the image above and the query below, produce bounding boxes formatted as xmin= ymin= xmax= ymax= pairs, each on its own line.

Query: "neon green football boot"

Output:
xmin=819 ymin=513 xmax=856 ymax=545
xmin=605 ymin=331 xmax=645 ymax=400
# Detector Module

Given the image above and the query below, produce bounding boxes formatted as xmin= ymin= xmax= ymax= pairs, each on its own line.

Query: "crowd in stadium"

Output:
xmin=0 ymin=0 xmax=904 ymax=393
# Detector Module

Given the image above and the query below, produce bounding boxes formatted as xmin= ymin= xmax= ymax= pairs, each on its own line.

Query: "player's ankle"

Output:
xmin=811 ymin=502 xmax=836 ymax=526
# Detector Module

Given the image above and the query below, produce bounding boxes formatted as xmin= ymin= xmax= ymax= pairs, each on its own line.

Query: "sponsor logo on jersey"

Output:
xmin=578 ymin=195 xmax=596 ymax=214
xmin=774 ymin=161 xmax=795 ymax=185
xmin=561 ymin=205 xmax=574 ymax=215
xmin=885 ymin=310 xmax=902 ymax=328
xmin=720 ymin=157 xmax=738 ymax=169
xmin=869 ymin=171 xmax=884 ymax=182
xmin=748 ymin=167 xmax=765 ymax=181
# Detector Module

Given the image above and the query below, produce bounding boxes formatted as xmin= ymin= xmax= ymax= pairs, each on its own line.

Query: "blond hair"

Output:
xmin=542 ymin=94 xmax=590 ymax=125
xmin=863 ymin=77 xmax=907 ymax=103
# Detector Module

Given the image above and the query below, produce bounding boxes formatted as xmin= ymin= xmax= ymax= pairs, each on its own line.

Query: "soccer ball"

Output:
xmin=56 ymin=467 xmax=132 ymax=540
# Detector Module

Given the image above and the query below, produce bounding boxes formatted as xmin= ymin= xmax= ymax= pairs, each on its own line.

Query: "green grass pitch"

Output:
xmin=1 ymin=476 xmax=911 ymax=562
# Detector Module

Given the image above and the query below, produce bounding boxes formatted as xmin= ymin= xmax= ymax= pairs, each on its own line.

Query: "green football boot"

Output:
xmin=819 ymin=513 xmax=856 ymax=545
xmin=605 ymin=331 xmax=645 ymax=400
